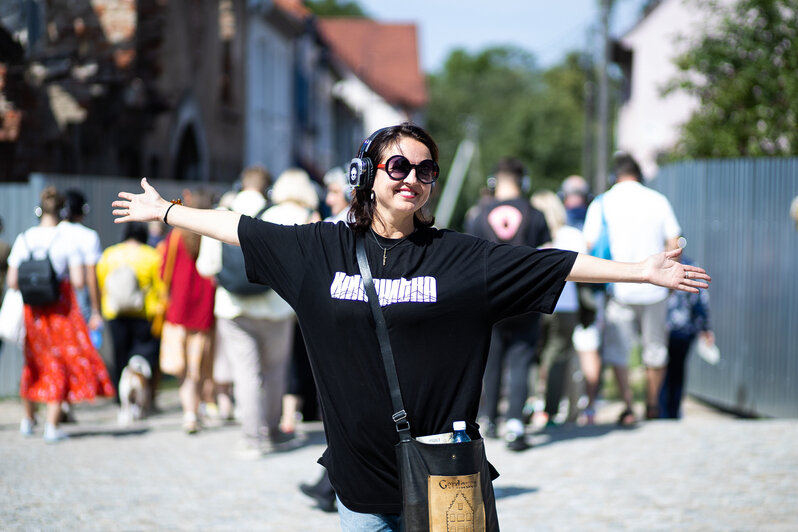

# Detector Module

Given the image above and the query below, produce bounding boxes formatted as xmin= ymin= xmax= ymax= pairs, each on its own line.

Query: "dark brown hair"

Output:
xmin=349 ymin=122 xmax=438 ymax=233
xmin=612 ymin=153 xmax=643 ymax=181
xmin=494 ymin=157 xmax=526 ymax=183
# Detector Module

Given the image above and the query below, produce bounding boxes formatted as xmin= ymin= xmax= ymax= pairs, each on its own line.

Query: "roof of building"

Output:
xmin=274 ymin=0 xmax=311 ymax=20
xmin=316 ymin=18 xmax=427 ymax=109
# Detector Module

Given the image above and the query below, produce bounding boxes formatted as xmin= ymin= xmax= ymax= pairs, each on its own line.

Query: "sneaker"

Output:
xmin=270 ymin=429 xmax=299 ymax=451
xmin=183 ymin=412 xmax=200 ymax=435
xmin=20 ymin=418 xmax=36 ymax=437
xmin=200 ymin=402 xmax=220 ymax=420
xmin=43 ymin=423 xmax=68 ymax=443
xmin=505 ymin=431 xmax=531 ymax=452
xmin=505 ymin=417 xmax=525 ymax=436
xmin=234 ymin=438 xmax=265 ymax=460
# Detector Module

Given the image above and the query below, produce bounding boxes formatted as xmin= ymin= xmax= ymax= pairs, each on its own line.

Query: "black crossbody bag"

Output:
xmin=355 ymin=234 xmax=500 ymax=532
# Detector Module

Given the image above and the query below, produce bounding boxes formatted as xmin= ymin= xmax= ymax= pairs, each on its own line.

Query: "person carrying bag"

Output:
xmin=110 ymin=123 xmax=710 ymax=530
xmin=356 ymin=235 xmax=500 ymax=532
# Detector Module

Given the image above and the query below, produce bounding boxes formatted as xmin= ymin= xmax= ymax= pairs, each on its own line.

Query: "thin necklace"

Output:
xmin=370 ymin=228 xmax=410 ymax=266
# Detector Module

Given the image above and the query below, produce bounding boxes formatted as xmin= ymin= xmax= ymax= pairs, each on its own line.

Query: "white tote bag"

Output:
xmin=0 ymin=288 xmax=26 ymax=347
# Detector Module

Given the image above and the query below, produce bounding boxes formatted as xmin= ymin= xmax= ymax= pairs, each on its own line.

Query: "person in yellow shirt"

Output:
xmin=96 ymin=222 xmax=163 ymax=407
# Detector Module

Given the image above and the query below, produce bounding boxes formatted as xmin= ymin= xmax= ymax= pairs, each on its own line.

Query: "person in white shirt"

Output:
xmin=59 ymin=189 xmax=103 ymax=334
xmin=58 ymin=190 xmax=104 ymax=423
xmin=531 ymin=190 xmax=587 ymax=425
xmin=582 ymin=153 xmax=681 ymax=423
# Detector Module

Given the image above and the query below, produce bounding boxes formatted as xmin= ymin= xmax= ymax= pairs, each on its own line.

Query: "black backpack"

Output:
xmin=216 ymin=206 xmax=271 ymax=296
xmin=18 ymin=231 xmax=61 ymax=306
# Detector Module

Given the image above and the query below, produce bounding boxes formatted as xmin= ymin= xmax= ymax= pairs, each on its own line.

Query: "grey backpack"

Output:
xmin=105 ymin=264 xmax=145 ymax=314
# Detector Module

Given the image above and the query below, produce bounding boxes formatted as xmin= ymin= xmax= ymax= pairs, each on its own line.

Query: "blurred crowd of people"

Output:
xmin=0 ymin=151 xmax=712 ymax=514
xmin=0 ymin=164 xmax=350 ymax=447
xmin=467 ymin=153 xmax=714 ymax=453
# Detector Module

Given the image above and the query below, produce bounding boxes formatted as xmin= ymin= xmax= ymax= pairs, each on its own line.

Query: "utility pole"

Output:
xmin=581 ymin=52 xmax=595 ymax=185
xmin=435 ymin=119 xmax=479 ymax=229
xmin=595 ymin=0 xmax=612 ymax=194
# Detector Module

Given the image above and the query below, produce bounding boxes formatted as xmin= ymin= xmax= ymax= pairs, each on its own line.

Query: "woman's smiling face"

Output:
xmin=372 ymin=136 xmax=433 ymax=223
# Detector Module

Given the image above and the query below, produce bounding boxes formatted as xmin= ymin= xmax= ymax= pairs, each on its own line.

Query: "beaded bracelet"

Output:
xmin=163 ymin=199 xmax=182 ymax=225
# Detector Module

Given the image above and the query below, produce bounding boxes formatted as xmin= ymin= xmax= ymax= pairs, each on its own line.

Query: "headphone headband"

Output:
xmin=357 ymin=129 xmax=382 ymax=159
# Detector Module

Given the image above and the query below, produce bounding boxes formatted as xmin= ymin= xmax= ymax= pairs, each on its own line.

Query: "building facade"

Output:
xmin=614 ymin=0 xmax=736 ymax=179
xmin=0 ymin=0 xmax=427 ymax=184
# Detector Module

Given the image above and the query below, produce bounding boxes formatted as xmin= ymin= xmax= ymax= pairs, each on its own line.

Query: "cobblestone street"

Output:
xmin=1 ymin=390 xmax=796 ymax=531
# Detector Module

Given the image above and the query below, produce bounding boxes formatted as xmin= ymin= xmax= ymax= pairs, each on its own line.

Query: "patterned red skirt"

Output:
xmin=20 ymin=280 xmax=115 ymax=403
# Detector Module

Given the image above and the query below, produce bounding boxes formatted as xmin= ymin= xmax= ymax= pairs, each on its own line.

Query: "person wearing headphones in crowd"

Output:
xmin=323 ymin=166 xmax=353 ymax=223
xmin=559 ymin=175 xmax=591 ymax=231
xmin=530 ymin=190 xmax=587 ymax=426
xmin=559 ymin=175 xmax=603 ymax=424
xmin=59 ymin=189 xmax=103 ymax=334
xmin=8 ymin=187 xmax=114 ymax=443
xmin=467 ymin=157 xmax=551 ymax=451
xmin=583 ymin=153 xmax=683 ymax=424
xmin=112 ymin=123 xmax=709 ymax=531
xmin=57 ymin=189 xmax=104 ymax=423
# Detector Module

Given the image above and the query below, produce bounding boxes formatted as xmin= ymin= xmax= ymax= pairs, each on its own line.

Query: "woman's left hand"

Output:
xmin=642 ymin=247 xmax=710 ymax=293
xmin=112 ymin=178 xmax=169 ymax=224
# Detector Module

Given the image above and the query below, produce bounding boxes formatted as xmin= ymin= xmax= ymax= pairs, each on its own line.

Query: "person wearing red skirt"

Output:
xmin=7 ymin=187 xmax=115 ymax=442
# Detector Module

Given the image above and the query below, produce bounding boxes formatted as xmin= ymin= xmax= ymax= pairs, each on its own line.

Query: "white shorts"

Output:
xmin=602 ymin=298 xmax=668 ymax=368
xmin=572 ymin=323 xmax=600 ymax=352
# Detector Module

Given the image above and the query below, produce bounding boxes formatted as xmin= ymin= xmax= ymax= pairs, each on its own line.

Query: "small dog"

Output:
xmin=117 ymin=355 xmax=152 ymax=426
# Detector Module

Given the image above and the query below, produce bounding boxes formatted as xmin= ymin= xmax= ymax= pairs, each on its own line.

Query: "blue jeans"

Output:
xmin=336 ymin=496 xmax=401 ymax=532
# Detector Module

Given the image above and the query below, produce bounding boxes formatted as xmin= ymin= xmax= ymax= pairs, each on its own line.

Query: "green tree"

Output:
xmin=426 ymin=47 xmax=589 ymax=229
xmin=667 ymin=0 xmax=798 ymax=158
xmin=304 ymin=0 xmax=367 ymax=17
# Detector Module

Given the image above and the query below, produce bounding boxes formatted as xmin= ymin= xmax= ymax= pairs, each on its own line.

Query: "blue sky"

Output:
xmin=356 ymin=0 xmax=648 ymax=73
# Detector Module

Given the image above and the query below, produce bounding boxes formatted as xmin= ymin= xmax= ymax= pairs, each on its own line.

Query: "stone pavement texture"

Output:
xmin=1 ymin=390 xmax=796 ymax=531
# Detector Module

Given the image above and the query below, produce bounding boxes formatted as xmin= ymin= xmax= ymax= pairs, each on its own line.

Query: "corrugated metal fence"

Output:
xmin=653 ymin=158 xmax=798 ymax=418
xmin=0 ymin=174 xmax=227 ymax=396
xmin=3 ymin=166 xmax=797 ymax=417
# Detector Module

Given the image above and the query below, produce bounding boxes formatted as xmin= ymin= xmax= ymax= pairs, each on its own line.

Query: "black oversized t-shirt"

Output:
xmin=239 ymin=217 xmax=576 ymax=514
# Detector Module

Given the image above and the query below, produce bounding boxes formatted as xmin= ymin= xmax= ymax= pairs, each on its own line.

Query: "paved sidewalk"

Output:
xmin=1 ymin=391 xmax=796 ymax=531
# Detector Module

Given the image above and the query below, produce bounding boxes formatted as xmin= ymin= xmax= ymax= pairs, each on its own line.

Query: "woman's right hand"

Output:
xmin=112 ymin=178 xmax=169 ymax=224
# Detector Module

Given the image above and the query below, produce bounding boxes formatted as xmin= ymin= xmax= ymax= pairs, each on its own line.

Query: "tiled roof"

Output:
xmin=274 ymin=0 xmax=311 ymax=20
xmin=317 ymin=18 xmax=427 ymax=109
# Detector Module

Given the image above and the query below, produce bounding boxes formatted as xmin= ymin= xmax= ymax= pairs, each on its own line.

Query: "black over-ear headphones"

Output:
xmin=348 ymin=127 xmax=389 ymax=190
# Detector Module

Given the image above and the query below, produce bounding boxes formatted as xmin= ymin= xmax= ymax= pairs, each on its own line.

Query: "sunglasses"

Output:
xmin=377 ymin=155 xmax=440 ymax=185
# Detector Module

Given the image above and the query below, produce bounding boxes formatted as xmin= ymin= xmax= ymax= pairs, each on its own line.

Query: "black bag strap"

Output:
xmin=355 ymin=233 xmax=412 ymax=442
